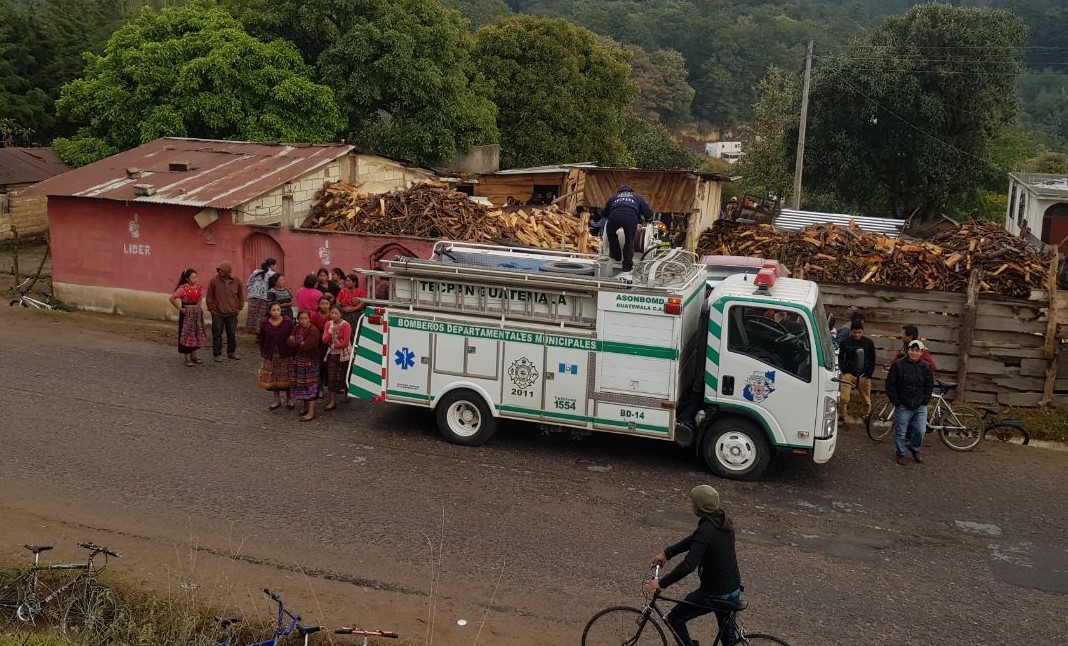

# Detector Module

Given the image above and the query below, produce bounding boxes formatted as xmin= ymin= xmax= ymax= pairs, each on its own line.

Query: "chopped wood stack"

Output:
xmin=696 ymin=220 xmax=1050 ymax=297
xmin=305 ymin=182 xmax=596 ymax=252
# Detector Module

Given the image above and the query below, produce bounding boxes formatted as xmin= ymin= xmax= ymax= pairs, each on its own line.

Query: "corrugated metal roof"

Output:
xmin=25 ymin=137 xmax=354 ymax=209
xmin=1010 ymin=172 xmax=1068 ymax=199
xmin=774 ymin=208 xmax=906 ymax=238
xmin=493 ymin=163 xmax=730 ymax=182
xmin=0 ymin=147 xmax=70 ymax=186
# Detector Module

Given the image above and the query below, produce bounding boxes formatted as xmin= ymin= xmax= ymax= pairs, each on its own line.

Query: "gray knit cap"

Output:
xmin=689 ymin=485 xmax=721 ymax=514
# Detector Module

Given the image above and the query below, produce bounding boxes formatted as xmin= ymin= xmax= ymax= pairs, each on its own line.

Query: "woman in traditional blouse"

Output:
xmin=169 ymin=268 xmax=207 ymax=367
xmin=337 ymin=273 xmax=366 ymax=334
xmin=288 ymin=310 xmax=321 ymax=421
xmin=245 ymin=257 xmax=277 ymax=334
xmin=316 ymin=267 xmax=340 ymax=301
xmin=266 ymin=273 xmax=294 ymax=320
xmin=322 ymin=305 xmax=353 ymax=411
xmin=257 ymin=302 xmax=295 ymax=410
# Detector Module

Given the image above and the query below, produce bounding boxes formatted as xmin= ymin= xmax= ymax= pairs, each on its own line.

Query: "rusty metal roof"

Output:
xmin=26 ymin=137 xmax=354 ymax=208
xmin=0 ymin=147 xmax=70 ymax=186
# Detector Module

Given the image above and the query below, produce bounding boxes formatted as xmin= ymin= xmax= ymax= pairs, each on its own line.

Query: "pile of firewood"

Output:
xmin=696 ymin=220 xmax=1050 ymax=297
xmin=304 ymin=182 xmax=596 ymax=252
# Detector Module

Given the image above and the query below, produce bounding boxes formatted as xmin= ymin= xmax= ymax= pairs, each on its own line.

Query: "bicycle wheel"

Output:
xmin=937 ymin=406 xmax=984 ymax=452
xmin=866 ymin=397 xmax=895 ymax=441
xmin=582 ymin=606 xmax=667 ymax=646
xmin=739 ymin=633 xmax=791 ymax=645
xmin=0 ymin=571 xmax=24 ymax=628
xmin=61 ymin=582 xmax=120 ymax=645
xmin=986 ymin=422 xmax=1031 ymax=446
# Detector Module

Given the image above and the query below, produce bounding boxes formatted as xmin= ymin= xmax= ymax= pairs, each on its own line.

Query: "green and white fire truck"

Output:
xmin=347 ymin=242 xmax=837 ymax=479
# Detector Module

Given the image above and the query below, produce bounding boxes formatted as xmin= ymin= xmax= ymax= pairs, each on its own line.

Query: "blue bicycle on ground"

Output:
xmin=196 ymin=588 xmax=321 ymax=646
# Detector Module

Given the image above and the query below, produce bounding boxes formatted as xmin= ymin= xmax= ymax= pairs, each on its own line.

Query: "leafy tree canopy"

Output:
xmin=1021 ymin=150 xmax=1068 ymax=174
xmin=52 ymin=0 xmax=344 ymax=166
xmin=622 ymin=114 xmax=699 ymax=170
xmin=629 ymin=47 xmax=694 ymax=124
xmin=223 ymin=0 xmax=499 ymax=166
xmin=798 ymin=3 xmax=1027 ymax=219
xmin=474 ymin=16 xmax=636 ymax=168
xmin=733 ymin=66 xmax=801 ymax=203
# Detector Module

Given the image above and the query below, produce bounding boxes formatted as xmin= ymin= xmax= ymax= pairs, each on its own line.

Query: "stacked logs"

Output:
xmin=696 ymin=220 xmax=1050 ymax=297
xmin=304 ymin=182 xmax=596 ymax=252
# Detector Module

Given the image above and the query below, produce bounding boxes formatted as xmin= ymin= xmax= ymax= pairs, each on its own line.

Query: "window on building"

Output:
xmin=1017 ymin=192 xmax=1027 ymax=228
xmin=726 ymin=305 xmax=812 ymax=382
xmin=0 ymin=192 xmax=8 ymax=215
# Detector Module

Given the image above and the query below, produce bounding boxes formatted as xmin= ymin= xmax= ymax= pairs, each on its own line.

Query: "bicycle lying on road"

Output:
xmin=197 ymin=588 xmax=320 ymax=646
xmin=0 ymin=541 xmax=121 ymax=644
xmin=866 ymin=380 xmax=984 ymax=451
xmin=581 ymin=565 xmax=789 ymax=646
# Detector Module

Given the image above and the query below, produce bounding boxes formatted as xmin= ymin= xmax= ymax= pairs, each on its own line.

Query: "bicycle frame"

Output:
xmin=210 ymin=589 xmax=302 ymax=646
xmin=3 ymin=547 xmax=112 ymax=623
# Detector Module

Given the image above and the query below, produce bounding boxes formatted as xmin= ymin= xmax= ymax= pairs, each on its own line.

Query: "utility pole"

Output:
xmin=791 ymin=40 xmax=813 ymax=211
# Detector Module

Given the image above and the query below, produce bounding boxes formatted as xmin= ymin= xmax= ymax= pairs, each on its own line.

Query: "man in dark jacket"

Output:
xmin=206 ymin=260 xmax=245 ymax=362
xmin=838 ymin=320 xmax=877 ymax=423
xmin=603 ymin=184 xmax=654 ymax=272
xmin=646 ymin=485 xmax=742 ymax=646
xmin=885 ymin=340 xmax=935 ymax=465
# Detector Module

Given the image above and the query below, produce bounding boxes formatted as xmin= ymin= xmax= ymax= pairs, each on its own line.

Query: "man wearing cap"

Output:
xmin=885 ymin=340 xmax=935 ymax=465
xmin=887 ymin=324 xmax=937 ymax=373
xmin=602 ymin=184 xmax=654 ymax=273
xmin=646 ymin=485 xmax=742 ymax=646
xmin=206 ymin=260 xmax=245 ymax=362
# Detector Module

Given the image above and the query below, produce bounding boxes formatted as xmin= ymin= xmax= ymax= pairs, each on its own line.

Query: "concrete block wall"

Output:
xmin=237 ymin=161 xmax=343 ymax=226
xmin=0 ymin=193 xmax=49 ymax=240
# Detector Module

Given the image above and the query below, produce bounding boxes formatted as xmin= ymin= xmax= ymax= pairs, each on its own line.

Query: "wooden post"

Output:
xmin=955 ymin=269 xmax=982 ymax=400
xmin=10 ymin=225 xmax=19 ymax=286
xmin=1039 ymin=253 xmax=1060 ymax=407
xmin=578 ymin=211 xmax=590 ymax=254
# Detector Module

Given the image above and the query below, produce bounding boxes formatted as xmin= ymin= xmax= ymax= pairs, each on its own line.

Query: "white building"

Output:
xmin=1005 ymin=173 xmax=1068 ymax=251
xmin=704 ymin=141 xmax=743 ymax=163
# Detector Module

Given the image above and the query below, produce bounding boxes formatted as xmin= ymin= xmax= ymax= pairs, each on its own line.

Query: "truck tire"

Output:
xmin=539 ymin=261 xmax=595 ymax=276
xmin=702 ymin=417 xmax=772 ymax=480
xmin=435 ymin=389 xmax=498 ymax=446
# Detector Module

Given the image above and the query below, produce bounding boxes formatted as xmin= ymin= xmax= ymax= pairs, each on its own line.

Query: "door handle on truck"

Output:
xmin=722 ymin=375 xmax=734 ymax=396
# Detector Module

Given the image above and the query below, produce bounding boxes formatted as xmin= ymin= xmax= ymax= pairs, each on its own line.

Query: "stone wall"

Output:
xmin=0 ymin=188 xmax=48 ymax=240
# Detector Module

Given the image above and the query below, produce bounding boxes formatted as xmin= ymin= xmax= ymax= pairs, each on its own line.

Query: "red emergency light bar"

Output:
xmin=367 ymin=307 xmax=386 ymax=325
xmin=664 ymin=297 xmax=682 ymax=315
xmin=753 ymin=268 xmax=776 ymax=289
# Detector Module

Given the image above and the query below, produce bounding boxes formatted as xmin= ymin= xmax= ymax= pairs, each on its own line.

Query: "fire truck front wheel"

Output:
xmin=702 ymin=417 xmax=771 ymax=480
xmin=436 ymin=389 xmax=499 ymax=446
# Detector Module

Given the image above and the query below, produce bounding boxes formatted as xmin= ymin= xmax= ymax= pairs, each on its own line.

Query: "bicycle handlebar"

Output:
xmin=335 ymin=627 xmax=399 ymax=636
xmin=78 ymin=542 xmax=121 ymax=558
xmin=264 ymin=588 xmax=282 ymax=603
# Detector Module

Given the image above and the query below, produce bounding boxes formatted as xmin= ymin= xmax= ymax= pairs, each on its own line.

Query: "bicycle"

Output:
xmin=976 ymin=406 xmax=1030 ymax=445
xmin=8 ymin=276 xmax=69 ymax=310
xmin=0 ymin=541 xmax=121 ymax=643
xmin=335 ymin=625 xmax=400 ymax=644
xmin=581 ymin=566 xmax=789 ymax=646
xmin=197 ymin=588 xmax=320 ymax=646
xmin=865 ymin=380 xmax=983 ymax=451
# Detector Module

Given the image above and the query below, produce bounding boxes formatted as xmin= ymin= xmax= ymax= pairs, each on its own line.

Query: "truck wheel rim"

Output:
xmin=447 ymin=401 xmax=481 ymax=437
xmin=715 ymin=432 xmax=756 ymax=471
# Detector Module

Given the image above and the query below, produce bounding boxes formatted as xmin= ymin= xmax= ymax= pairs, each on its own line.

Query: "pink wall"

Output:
xmin=48 ymin=197 xmax=436 ymax=296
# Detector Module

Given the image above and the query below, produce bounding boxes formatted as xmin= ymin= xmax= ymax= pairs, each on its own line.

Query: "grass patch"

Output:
xmin=1004 ymin=406 xmax=1068 ymax=443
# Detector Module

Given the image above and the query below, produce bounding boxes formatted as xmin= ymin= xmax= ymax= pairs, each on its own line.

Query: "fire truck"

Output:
xmin=347 ymin=241 xmax=837 ymax=479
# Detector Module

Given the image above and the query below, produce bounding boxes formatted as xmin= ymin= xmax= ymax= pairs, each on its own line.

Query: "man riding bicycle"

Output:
xmin=645 ymin=485 xmax=743 ymax=646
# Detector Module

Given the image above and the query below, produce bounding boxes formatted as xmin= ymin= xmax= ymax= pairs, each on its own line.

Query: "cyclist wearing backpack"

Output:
xmin=646 ymin=485 xmax=742 ymax=646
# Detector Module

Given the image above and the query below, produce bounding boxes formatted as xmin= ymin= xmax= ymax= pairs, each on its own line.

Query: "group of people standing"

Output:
xmin=170 ymin=258 xmax=368 ymax=422
xmin=836 ymin=316 xmax=939 ymax=465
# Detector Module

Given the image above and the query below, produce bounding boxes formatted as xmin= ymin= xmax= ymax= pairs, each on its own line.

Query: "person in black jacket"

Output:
xmin=646 ymin=485 xmax=742 ymax=646
xmin=885 ymin=340 xmax=935 ymax=465
xmin=837 ymin=320 xmax=877 ymax=423
xmin=603 ymin=184 xmax=654 ymax=272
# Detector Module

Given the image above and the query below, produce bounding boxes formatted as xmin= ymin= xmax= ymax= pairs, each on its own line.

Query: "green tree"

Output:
xmin=474 ymin=16 xmax=636 ymax=168
xmin=734 ymin=66 xmax=800 ymax=202
xmin=441 ymin=0 xmax=512 ymax=26
xmin=622 ymin=114 xmax=699 ymax=170
xmin=53 ymin=1 xmax=344 ymax=166
xmin=1021 ymin=150 xmax=1068 ymax=174
xmin=799 ymin=4 xmax=1027 ymax=219
xmin=629 ymin=47 xmax=694 ymax=124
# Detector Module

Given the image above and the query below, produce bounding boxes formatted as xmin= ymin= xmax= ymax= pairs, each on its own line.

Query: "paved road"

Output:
xmin=1 ymin=305 xmax=1066 ymax=645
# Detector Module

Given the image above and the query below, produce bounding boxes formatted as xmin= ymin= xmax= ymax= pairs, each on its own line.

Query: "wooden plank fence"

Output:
xmin=819 ymin=267 xmax=1068 ymax=407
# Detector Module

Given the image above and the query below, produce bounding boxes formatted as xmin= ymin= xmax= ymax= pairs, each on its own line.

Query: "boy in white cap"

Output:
xmin=885 ymin=339 xmax=935 ymax=465
xmin=646 ymin=485 xmax=742 ymax=646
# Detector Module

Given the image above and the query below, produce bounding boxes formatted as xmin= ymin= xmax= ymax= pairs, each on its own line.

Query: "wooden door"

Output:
xmin=242 ymin=232 xmax=285 ymax=278
xmin=1042 ymin=203 xmax=1068 ymax=252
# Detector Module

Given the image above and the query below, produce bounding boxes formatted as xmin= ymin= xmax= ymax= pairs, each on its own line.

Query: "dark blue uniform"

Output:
xmin=603 ymin=184 xmax=654 ymax=271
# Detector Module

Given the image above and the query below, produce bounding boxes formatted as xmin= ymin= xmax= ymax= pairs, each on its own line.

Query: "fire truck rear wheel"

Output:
xmin=702 ymin=417 xmax=771 ymax=480
xmin=436 ymin=389 xmax=498 ymax=446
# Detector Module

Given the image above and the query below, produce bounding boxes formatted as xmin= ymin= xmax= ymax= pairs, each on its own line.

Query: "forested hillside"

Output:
xmin=445 ymin=0 xmax=1067 ymax=149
